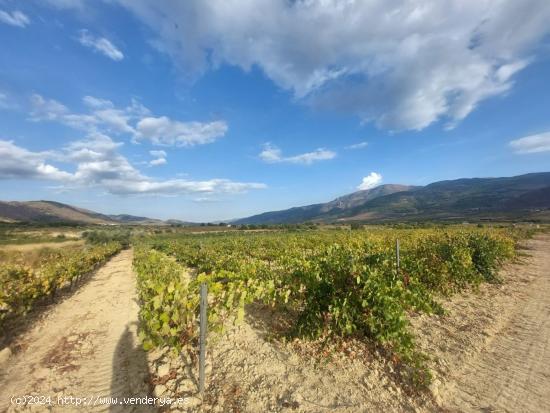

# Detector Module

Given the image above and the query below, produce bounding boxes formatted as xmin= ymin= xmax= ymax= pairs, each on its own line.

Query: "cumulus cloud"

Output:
xmin=345 ymin=141 xmax=368 ymax=150
xmin=106 ymin=178 xmax=266 ymax=196
xmin=358 ymin=172 xmax=382 ymax=190
xmin=78 ymin=29 xmax=124 ymax=61
xmin=29 ymin=94 xmax=70 ymax=121
xmin=149 ymin=158 xmax=167 ymax=166
xmin=82 ymin=96 xmax=114 ymax=109
xmin=136 ymin=116 xmax=227 ymax=146
xmin=0 ymin=10 xmax=30 ymax=27
xmin=149 ymin=150 xmax=167 ymax=158
xmin=509 ymin=132 xmax=550 ymax=154
xmin=115 ymin=0 xmax=550 ymax=131
xmin=0 ymin=136 xmax=265 ymax=196
xmin=0 ymin=140 xmax=71 ymax=181
xmin=30 ymin=94 xmax=136 ymax=134
xmin=149 ymin=149 xmax=167 ymax=166
xmin=29 ymin=94 xmax=226 ymax=148
xmin=259 ymin=143 xmax=336 ymax=165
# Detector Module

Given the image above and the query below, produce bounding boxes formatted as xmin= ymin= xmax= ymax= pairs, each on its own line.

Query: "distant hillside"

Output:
xmin=4 ymin=173 xmax=549 ymax=225
xmin=107 ymin=214 xmax=163 ymax=225
xmin=340 ymin=172 xmax=550 ymax=222
xmin=236 ymin=173 xmax=550 ymax=224
xmin=0 ymin=200 xmax=162 ymax=225
xmin=235 ymin=184 xmax=415 ymax=224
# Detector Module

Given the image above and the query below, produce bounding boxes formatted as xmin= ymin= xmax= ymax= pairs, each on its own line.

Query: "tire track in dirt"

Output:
xmin=440 ymin=235 xmax=550 ymax=413
xmin=0 ymin=249 xmax=151 ymax=413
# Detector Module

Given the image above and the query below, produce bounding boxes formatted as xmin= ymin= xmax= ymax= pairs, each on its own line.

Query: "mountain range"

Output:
xmin=1 ymin=173 xmax=549 ymax=225
xmin=235 ymin=172 xmax=550 ymax=224
xmin=234 ymin=184 xmax=416 ymax=224
xmin=0 ymin=200 xmax=163 ymax=225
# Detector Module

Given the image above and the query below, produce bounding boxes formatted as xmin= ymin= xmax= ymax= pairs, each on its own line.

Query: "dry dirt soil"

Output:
xmin=1 ymin=235 xmax=549 ymax=412
xmin=421 ymin=234 xmax=550 ymax=412
xmin=0 ymin=240 xmax=84 ymax=253
xmin=0 ymin=249 xmax=151 ymax=413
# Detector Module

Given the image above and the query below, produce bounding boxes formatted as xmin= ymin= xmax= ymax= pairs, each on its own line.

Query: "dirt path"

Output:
xmin=436 ymin=235 xmax=550 ymax=413
xmin=0 ymin=249 xmax=151 ymax=413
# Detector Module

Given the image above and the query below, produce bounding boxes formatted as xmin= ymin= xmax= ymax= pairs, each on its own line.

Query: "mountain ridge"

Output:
xmin=235 ymin=173 xmax=550 ymax=224
xmin=0 ymin=200 xmax=163 ymax=225
xmin=234 ymin=184 xmax=417 ymax=224
xmin=2 ymin=173 xmax=549 ymax=225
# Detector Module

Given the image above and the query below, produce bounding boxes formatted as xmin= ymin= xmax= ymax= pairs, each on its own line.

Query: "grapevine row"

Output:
xmin=133 ymin=228 xmax=522 ymax=384
xmin=0 ymin=242 xmax=122 ymax=328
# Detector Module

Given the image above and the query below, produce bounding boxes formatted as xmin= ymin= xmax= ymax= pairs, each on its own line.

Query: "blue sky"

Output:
xmin=1 ymin=0 xmax=550 ymax=222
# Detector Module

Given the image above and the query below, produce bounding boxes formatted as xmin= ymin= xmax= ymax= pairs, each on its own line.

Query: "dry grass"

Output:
xmin=0 ymin=242 xmax=84 ymax=267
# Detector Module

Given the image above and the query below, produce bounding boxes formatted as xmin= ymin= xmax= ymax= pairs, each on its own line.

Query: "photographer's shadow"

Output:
xmin=109 ymin=323 xmax=153 ymax=412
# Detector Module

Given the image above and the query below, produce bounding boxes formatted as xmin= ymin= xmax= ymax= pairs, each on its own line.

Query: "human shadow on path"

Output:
xmin=109 ymin=323 xmax=154 ymax=413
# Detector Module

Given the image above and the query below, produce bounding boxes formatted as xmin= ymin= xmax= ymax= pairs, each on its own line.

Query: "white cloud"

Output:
xmin=149 ymin=157 xmax=167 ymax=166
xmin=358 ymin=172 xmax=382 ymax=190
xmin=509 ymin=132 xmax=550 ymax=154
xmin=31 ymin=95 xmax=109 ymax=132
xmin=78 ymin=29 xmax=124 ymax=61
xmin=29 ymin=94 xmax=70 ymax=121
xmin=29 ymin=94 xmax=133 ymax=133
xmin=116 ymin=0 xmax=550 ymax=131
xmin=64 ymin=134 xmax=138 ymax=185
xmin=149 ymin=149 xmax=167 ymax=166
xmin=0 ymin=140 xmax=71 ymax=181
xmin=30 ymin=94 xmax=226 ymax=148
xmin=105 ymin=178 xmax=266 ymax=196
xmin=345 ymin=141 xmax=368 ymax=150
xmin=0 ymin=136 xmax=265 ymax=196
xmin=150 ymin=150 xmax=167 ymax=158
xmin=0 ymin=10 xmax=30 ymax=27
xmin=259 ymin=143 xmax=336 ymax=165
xmin=495 ymin=60 xmax=530 ymax=83
xmin=92 ymin=108 xmax=135 ymax=134
xmin=82 ymin=95 xmax=114 ymax=109
xmin=136 ymin=116 xmax=227 ymax=146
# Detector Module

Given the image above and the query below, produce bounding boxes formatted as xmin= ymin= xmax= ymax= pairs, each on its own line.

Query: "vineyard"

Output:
xmin=132 ymin=227 xmax=528 ymax=384
xmin=0 ymin=241 xmax=122 ymax=329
